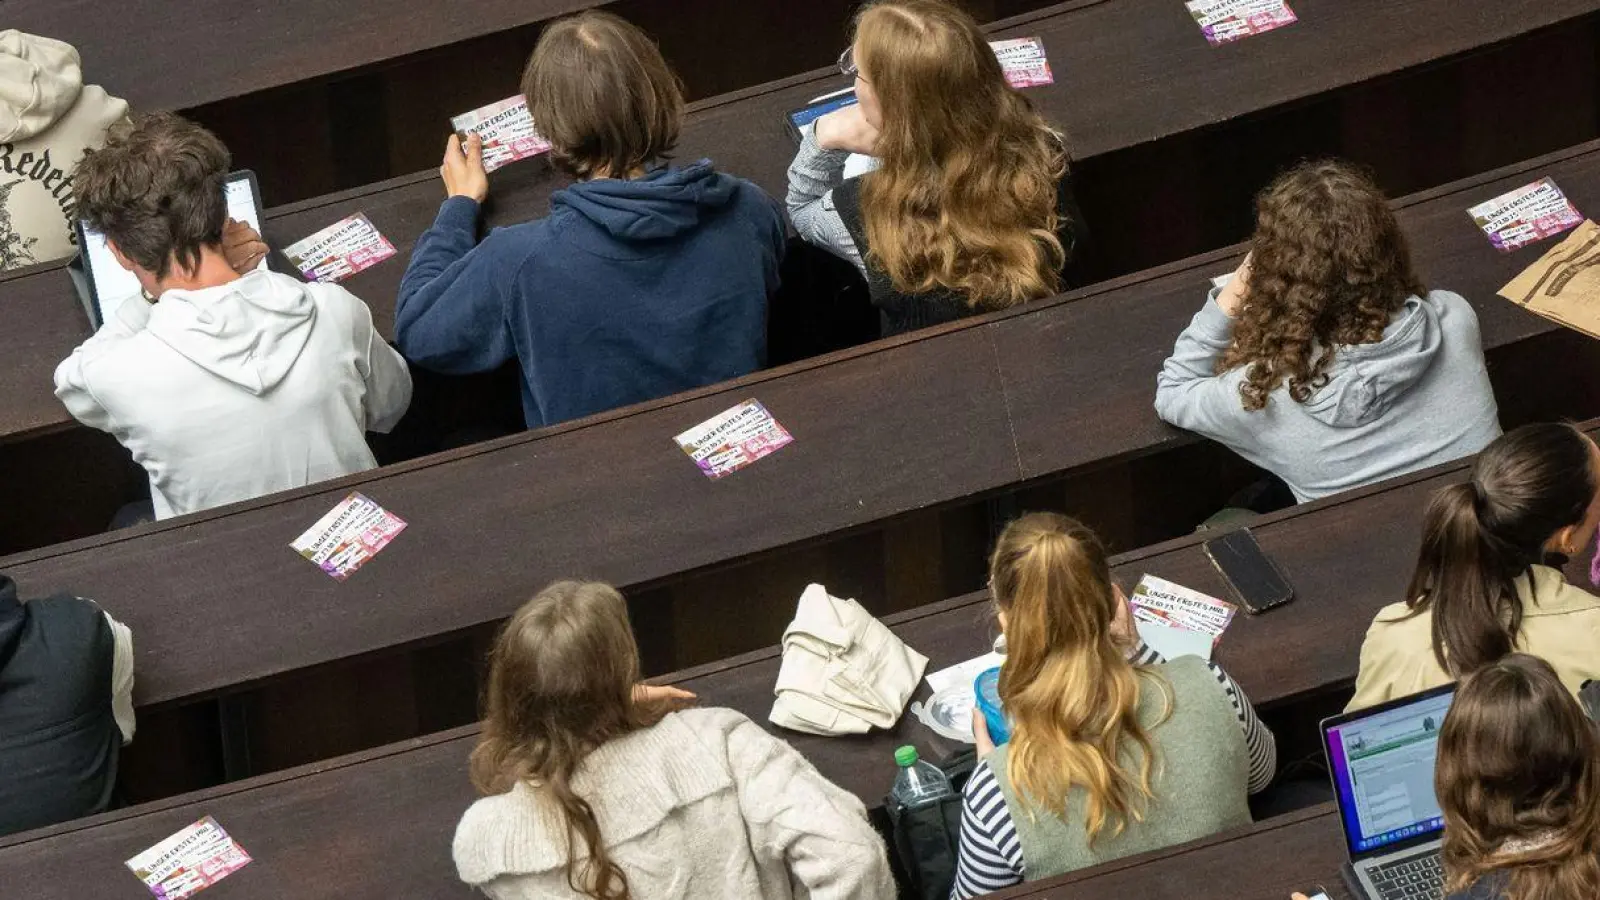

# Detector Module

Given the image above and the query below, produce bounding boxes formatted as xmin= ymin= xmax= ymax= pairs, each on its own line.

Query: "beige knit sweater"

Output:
xmin=452 ymin=706 xmax=896 ymax=900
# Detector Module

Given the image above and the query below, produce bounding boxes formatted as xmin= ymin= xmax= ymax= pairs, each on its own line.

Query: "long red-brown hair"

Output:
xmin=854 ymin=0 xmax=1067 ymax=308
xmin=470 ymin=581 xmax=673 ymax=900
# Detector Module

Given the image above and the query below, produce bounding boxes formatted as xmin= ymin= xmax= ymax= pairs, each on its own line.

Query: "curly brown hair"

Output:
xmin=1217 ymin=160 xmax=1425 ymax=411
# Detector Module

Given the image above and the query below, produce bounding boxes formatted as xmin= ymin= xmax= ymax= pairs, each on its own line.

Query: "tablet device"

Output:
xmin=785 ymin=88 xmax=858 ymax=143
xmin=74 ymin=169 xmax=268 ymax=330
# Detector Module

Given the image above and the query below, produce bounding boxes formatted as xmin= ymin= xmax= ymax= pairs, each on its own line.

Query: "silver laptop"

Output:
xmin=1321 ymin=682 xmax=1455 ymax=900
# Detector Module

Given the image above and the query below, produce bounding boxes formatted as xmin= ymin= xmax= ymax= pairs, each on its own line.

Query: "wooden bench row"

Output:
xmin=6 ymin=415 xmax=1579 ymax=898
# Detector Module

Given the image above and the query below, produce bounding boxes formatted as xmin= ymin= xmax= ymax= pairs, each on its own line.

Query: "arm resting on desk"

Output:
xmin=394 ymin=196 xmax=517 ymax=375
xmin=786 ymin=130 xmax=866 ymax=276
xmin=1154 ymin=291 xmax=1247 ymax=438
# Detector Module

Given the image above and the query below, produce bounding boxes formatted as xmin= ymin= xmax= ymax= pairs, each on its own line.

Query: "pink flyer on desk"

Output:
xmin=125 ymin=816 xmax=252 ymax=900
xmin=283 ymin=213 xmax=397 ymax=283
xmin=673 ymin=399 xmax=794 ymax=479
xmin=1468 ymin=178 xmax=1584 ymax=252
xmin=1186 ymin=0 xmax=1297 ymax=46
xmin=990 ymin=37 xmax=1054 ymax=89
xmin=290 ymin=492 xmax=408 ymax=580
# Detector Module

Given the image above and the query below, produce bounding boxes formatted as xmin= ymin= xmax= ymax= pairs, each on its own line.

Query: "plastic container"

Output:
xmin=974 ymin=667 xmax=1010 ymax=746
xmin=889 ymin=745 xmax=955 ymax=810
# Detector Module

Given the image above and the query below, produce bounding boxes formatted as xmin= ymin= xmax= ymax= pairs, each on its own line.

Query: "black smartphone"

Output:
xmin=1202 ymin=527 xmax=1294 ymax=615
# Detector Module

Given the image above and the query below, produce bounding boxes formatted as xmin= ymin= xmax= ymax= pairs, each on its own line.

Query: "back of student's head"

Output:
xmin=471 ymin=580 xmax=667 ymax=900
xmin=522 ymin=11 xmax=684 ymax=180
xmin=852 ymin=0 xmax=1065 ymax=307
xmin=989 ymin=512 xmax=1165 ymax=841
xmin=1437 ymin=653 xmax=1600 ymax=898
xmin=1218 ymin=159 xmax=1425 ymax=411
xmin=72 ymin=112 xmax=230 ymax=279
xmin=1408 ymin=423 xmax=1598 ymax=676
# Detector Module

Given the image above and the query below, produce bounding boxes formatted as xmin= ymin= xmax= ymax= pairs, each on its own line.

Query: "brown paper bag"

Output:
xmin=1499 ymin=219 xmax=1600 ymax=339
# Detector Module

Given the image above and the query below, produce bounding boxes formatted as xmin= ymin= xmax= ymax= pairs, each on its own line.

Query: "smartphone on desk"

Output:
xmin=1203 ymin=527 xmax=1294 ymax=615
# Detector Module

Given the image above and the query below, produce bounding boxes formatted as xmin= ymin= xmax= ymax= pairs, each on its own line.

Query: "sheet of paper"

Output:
xmin=990 ymin=36 xmax=1054 ymax=88
xmin=125 ymin=816 xmax=252 ymax=900
xmin=1130 ymin=574 xmax=1237 ymax=639
xmin=290 ymin=492 xmax=408 ymax=580
xmin=673 ymin=399 xmax=794 ymax=479
xmin=1468 ymin=178 xmax=1584 ymax=252
xmin=925 ymin=650 xmax=1006 ymax=693
xmin=1136 ymin=619 xmax=1214 ymax=661
xmin=1498 ymin=219 xmax=1600 ymax=340
xmin=452 ymin=95 xmax=553 ymax=173
xmin=283 ymin=213 xmax=397 ymax=283
xmin=1186 ymin=0 xmax=1297 ymax=46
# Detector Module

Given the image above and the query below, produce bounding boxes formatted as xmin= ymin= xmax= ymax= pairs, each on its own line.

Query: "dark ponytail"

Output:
xmin=1406 ymin=423 xmax=1596 ymax=675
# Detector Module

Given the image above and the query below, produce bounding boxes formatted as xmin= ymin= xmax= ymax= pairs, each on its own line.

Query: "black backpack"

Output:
xmin=884 ymin=748 xmax=978 ymax=900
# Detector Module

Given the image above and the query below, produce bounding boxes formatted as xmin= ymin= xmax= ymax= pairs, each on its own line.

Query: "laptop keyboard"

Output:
xmin=1369 ymin=852 xmax=1443 ymax=899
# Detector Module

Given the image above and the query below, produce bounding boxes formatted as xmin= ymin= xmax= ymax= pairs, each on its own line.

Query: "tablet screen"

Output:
xmin=788 ymin=90 xmax=859 ymax=131
xmin=81 ymin=173 xmax=267 ymax=326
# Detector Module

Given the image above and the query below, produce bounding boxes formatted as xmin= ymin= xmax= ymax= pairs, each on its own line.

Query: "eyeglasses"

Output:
xmin=837 ymin=46 xmax=858 ymax=78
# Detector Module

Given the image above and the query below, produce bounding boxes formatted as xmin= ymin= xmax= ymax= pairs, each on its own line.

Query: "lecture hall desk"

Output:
xmin=2 ymin=0 xmax=1596 ymax=447
xmin=0 ymin=424 xmax=1561 ymax=899
xmin=4 ymin=137 xmax=1600 ymax=738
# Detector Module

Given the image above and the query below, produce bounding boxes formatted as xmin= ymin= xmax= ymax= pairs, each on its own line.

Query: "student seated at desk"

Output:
xmin=1349 ymin=423 xmax=1600 ymax=711
xmin=0 ymin=30 xmax=128 ymax=272
xmin=52 ymin=113 xmax=413 ymax=521
xmin=453 ymin=580 xmax=894 ymax=900
xmin=1155 ymin=160 xmax=1501 ymax=503
xmin=951 ymin=513 xmax=1275 ymax=899
xmin=396 ymin=11 xmax=785 ymax=431
xmin=1298 ymin=655 xmax=1600 ymax=900
xmin=0 ymin=574 xmax=133 ymax=838
xmin=786 ymin=0 xmax=1085 ymax=338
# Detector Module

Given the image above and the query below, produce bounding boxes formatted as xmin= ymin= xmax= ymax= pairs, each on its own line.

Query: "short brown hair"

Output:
xmin=1217 ymin=160 xmax=1426 ymax=411
xmin=73 ymin=112 xmax=231 ymax=279
xmin=521 ymin=11 xmax=683 ymax=180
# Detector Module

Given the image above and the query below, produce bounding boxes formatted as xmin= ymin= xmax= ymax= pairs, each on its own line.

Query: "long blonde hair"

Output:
xmin=990 ymin=513 xmax=1169 ymax=841
xmin=854 ymin=0 xmax=1067 ymax=308
xmin=469 ymin=581 xmax=673 ymax=900
xmin=1437 ymin=654 xmax=1600 ymax=899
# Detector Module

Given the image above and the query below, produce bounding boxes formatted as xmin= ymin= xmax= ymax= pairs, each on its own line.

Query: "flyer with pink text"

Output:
xmin=125 ymin=816 xmax=251 ymax=900
xmin=452 ymin=96 xmax=553 ymax=173
xmin=1186 ymin=0 xmax=1297 ymax=46
xmin=284 ymin=213 xmax=397 ymax=283
xmin=674 ymin=399 xmax=794 ymax=479
xmin=1468 ymin=178 xmax=1584 ymax=252
xmin=291 ymin=492 xmax=408 ymax=580
xmin=990 ymin=37 xmax=1054 ymax=89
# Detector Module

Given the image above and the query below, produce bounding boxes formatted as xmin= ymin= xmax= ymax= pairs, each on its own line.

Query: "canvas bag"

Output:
xmin=769 ymin=584 xmax=929 ymax=735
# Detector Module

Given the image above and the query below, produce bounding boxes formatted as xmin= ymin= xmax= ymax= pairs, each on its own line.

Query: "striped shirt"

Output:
xmin=949 ymin=642 xmax=1277 ymax=899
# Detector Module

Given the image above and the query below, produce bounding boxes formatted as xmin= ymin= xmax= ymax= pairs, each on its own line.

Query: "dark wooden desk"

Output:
xmin=5 ymin=137 xmax=1600 ymax=719
xmin=3 ymin=0 xmax=1596 ymax=446
xmin=0 ymin=416 xmax=1520 ymax=897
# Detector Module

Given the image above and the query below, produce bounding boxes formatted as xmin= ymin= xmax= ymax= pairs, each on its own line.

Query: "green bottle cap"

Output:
xmin=895 ymin=745 xmax=919 ymax=767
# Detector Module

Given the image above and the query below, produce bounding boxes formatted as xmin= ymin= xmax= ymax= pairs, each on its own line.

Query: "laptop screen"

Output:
xmin=80 ymin=172 xmax=266 ymax=328
xmin=1324 ymin=684 xmax=1454 ymax=857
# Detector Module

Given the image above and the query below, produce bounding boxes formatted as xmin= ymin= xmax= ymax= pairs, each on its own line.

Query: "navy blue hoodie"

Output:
xmin=395 ymin=161 xmax=786 ymax=428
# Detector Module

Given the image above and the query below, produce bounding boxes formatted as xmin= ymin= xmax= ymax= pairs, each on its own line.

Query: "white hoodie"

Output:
xmin=0 ymin=30 xmax=128 ymax=271
xmin=54 ymin=270 xmax=413 ymax=519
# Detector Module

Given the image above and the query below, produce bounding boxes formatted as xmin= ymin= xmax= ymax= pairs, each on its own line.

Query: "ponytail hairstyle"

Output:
xmin=1437 ymin=654 xmax=1600 ymax=899
xmin=469 ymin=581 xmax=673 ymax=900
xmin=1405 ymin=423 xmax=1597 ymax=676
xmin=852 ymin=0 xmax=1068 ymax=309
xmin=989 ymin=512 xmax=1169 ymax=841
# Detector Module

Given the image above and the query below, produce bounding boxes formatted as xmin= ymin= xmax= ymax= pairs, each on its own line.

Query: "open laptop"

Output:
xmin=1321 ymin=681 xmax=1455 ymax=900
xmin=72 ymin=169 xmax=267 ymax=330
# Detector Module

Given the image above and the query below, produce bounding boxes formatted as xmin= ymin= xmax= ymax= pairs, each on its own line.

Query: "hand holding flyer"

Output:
xmin=1129 ymin=574 xmax=1237 ymax=660
xmin=283 ymin=213 xmax=397 ymax=283
xmin=673 ymin=399 xmax=794 ymax=479
xmin=452 ymin=96 xmax=553 ymax=173
xmin=1186 ymin=0 xmax=1297 ymax=46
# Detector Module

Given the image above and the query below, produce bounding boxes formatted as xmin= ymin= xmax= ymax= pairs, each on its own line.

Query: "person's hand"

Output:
xmin=1110 ymin=583 xmax=1139 ymax=650
xmin=633 ymin=683 xmax=697 ymax=708
xmin=221 ymin=218 xmax=269 ymax=274
xmin=1217 ymin=252 xmax=1253 ymax=317
xmin=441 ymin=133 xmax=489 ymax=203
xmin=814 ymin=103 xmax=881 ymax=155
xmin=972 ymin=706 xmax=996 ymax=758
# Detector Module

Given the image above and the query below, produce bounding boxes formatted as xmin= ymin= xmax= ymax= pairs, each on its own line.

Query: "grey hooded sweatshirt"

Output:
xmin=1154 ymin=289 xmax=1501 ymax=503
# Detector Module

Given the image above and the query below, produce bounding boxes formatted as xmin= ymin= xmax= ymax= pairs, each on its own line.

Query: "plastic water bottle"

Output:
xmin=890 ymin=745 xmax=955 ymax=810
